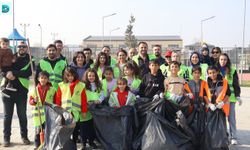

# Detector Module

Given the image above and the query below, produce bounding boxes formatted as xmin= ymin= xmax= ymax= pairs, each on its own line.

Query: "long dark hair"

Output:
xmin=83 ymin=68 xmax=102 ymax=92
xmin=102 ymin=66 xmax=114 ymax=79
xmin=219 ymin=53 xmax=232 ymax=78
xmin=94 ymin=52 xmax=109 ymax=70
xmin=123 ymin=61 xmax=140 ymax=79
xmin=190 ymin=52 xmax=201 ymax=66
xmin=72 ymin=51 xmax=86 ymax=66
xmin=63 ymin=67 xmax=79 ymax=83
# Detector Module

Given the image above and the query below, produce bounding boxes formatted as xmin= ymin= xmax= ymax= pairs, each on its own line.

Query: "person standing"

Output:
xmin=101 ymin=46 xmax=117 ymax=67
xmin=54 ymin=40 xmax=67 ymax=64
xmin=35 ymin=44 xmax=67 ymax=90
xmin=153 ymin=44 xmax=165 ymax=65
xmin=219 ymin=53 xmax=241 ymax=145
xmin=2 ymin=41 xmax=33 ymax=147
xmin=83 ymin=48 xmax=94 ymax=68
xmin=210 ymin=47 xmax=222 ymax=67
xmin=132 ymin=42 xmax=156 ymax=77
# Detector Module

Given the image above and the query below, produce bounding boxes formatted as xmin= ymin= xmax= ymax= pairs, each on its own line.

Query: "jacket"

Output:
xmin=0 ymin=48 xmax=13 ymax=68
xmin=138 ymin=71 xmax=165 ymax=98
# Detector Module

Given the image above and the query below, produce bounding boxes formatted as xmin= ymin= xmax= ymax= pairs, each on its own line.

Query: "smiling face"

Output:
xmin=47 ymin=47 xmax=57 ymax=60
xmin=171 ymin=52 xmax=180 ymax=62
xmin=76 ymin=53 xmax=85 ymax=66
xmin=153 ymin=46 xmax=161 ymax=57
xmin=191 ymin=53 xmax=199 ymax=65
xmin=117 ymin=51 xmax=127 ymax=63
xmin=138 ymin=43 xmax=148 ymax=56
xmin=117 ymin=80 xmax=127 ymax=92
xmin=208 ymin=69 xmax=218 ymax=81
xmin=124 ymin=66 xmax=133 ymax=76
xmin=87 ymin=72 xmax=96 ymax=83
xmin=219 ymin=55 xmax=228 ymax=67
xmin=38 ymin=75 xmax=49 ymax=86
xmin=170 ymin=63 xmax=180 ymax=75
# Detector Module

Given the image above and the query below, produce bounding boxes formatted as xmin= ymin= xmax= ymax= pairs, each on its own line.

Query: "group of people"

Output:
xmin=0 ymin=38 xmax=242 ymax=150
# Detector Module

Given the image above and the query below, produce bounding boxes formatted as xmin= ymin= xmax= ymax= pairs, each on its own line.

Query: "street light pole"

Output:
xmin=200 ymin=16 xmax=215 ymax=45
xmin=109 ymin=27 xmax=120 ymax=46
xmin=38 ymin=24 xmax=42 ymax=50
xmin=102 ymin=13 xmax=117 ymax=46
xmin=20 ymin=23 xmax=30 ymax=38
xmin=240 ymin=0 xmax=247 ymax=85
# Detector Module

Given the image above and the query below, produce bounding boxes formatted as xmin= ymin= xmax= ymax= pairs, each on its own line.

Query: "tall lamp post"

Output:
xmin=102 ymin=13 xmax=117 ymax=46
xmin=20 ymin=23 xmax=30 ymax=38
xmin=109 ymin=27 xmax=120 ymax=46
xmin=240 ymin=0 xmax=247 ymax=85
xmin=200 ymin=16 xmax=215 ymax=45
xmin=38 ymin=24 xmax=43 ymax=53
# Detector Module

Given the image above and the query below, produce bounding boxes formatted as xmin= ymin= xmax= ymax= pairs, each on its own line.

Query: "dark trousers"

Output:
xmin=2 ymin=91 xmax=28 ymax=140
xmin=81 ymin=119 xmax=96 ymax=144
xmin=34 ymin=123 xmax=45 ymax=147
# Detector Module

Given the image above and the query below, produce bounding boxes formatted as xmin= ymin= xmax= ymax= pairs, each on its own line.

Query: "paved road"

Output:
xmin=0 ymin=87 xmax=250 ymax=150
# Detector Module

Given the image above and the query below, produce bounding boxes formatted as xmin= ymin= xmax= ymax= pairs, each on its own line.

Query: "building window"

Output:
xmin=87 ymin=44 xmax=97 ymax=48
xmin=119 ymin=44 xmax=126 ymax=48
xmin=168 ymin=44 xmax=179 ymax=48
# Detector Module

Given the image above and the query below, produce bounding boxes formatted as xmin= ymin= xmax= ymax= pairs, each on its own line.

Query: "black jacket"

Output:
xmin=207 ymin=74 xmax=231 ymax=104
xmin=10 ymin=53 xmax=33 ymax=93
xmin=138 ymin=70 xmax=165 ymax=98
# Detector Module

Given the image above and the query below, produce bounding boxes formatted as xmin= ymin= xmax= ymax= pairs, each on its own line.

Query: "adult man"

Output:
xmin=153 ymin=45 xmax=165 ymax=65
xmin=2 ymin=41 xmax=32 ymax=147
xmin=101 ymin=46 xmax=117 ymax=67
xmin=83 ymin=47 xmax=94 ymax=68
xmin=160 ymin=50 xmax=172 ymax=78
xmin=35 ymin=44 xmax=67 ymax=89
xmin=54 ymin=40 xmax=67 ymax=64
xmin=132 ymin=41 xmax=156 ymax=76
xmin=127 ymin=48 xmax=137 ymax=61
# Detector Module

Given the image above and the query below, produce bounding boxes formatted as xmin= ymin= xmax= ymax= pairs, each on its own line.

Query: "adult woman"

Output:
xmin=218 ymin=53 xmax=241 ymax=145
xmin=210 ymin=47 xmax=222 ymax=67
xmin=69 ymin=51 xmax=89 ymax=81
xmin=93 ymin=52 xmax=109 ymax=80
xmin=115 ymin=48 xmax=128 ymax=77
xmin=188 ymin=52 xmax=208 ymax=80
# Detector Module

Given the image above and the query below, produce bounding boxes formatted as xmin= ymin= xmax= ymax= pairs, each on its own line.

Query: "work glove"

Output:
xmin=153 ymin=94 xmax=160 ymax=100
xmin=186 ymin=93 xmax=194 ymax=99
xmin=136 ymin=95 xmax=140 ymax=98
xmin=237 ymin=97 xmax=242 ymax=106
xmin=208 ymin=103 xmax=216 ymax=111
xmin=159 ymin=93 xmax=164 ymax=99
xmin=216 ymin=101 xmax=224 ymax=109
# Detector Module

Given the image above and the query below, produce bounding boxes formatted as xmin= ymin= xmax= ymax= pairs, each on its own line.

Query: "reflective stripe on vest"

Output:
xmin=31 ymin=87 xmax=56 ymax=127
xmin=59 ymin=82 xmax=85 ymax=121
xmin=39 ymin=59 xmax=66 ymax=89
xmin=109 ymin=91 xmax=136 ymax=107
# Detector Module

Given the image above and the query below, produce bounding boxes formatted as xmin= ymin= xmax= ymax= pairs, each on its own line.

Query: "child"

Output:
xmin=93 ymin=52 xmax=109 ymax=80
xmin=203 ymin=66 xmax=231 ymax=150
xmin=101 ymin=66 xmax=117 ymax=99
xmin=138 ymin=59 xmax=165 ymax=99
xmin=82 ymin=68 xmax=103 ymax=149
xmin=29 ymin=71 xmax=56 ymax=149
xmin=218 ymin=53 xmax=241 ymax=145
xmin=55 ymin=67 xmax=88 ymax=149
xmin=164 ymin=61 xmax=193 ymax=103
xmin=109 ymin=77 xmax=136 ymax=107
xmin=123 ymin=61 xmax=141 ymax=95
xmin=0 ymin=37 xmax=16 ymax=98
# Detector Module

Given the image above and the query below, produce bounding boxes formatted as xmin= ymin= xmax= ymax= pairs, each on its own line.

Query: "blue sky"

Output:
xmin=0 ymin=0 xmax=249 ymax=47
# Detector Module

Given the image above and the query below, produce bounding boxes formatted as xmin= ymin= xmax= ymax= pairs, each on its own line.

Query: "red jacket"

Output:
xmin=29 ymin=83 xmax=55 ymax=105
xmin=55 ymin=80 xmax=87 ymax=113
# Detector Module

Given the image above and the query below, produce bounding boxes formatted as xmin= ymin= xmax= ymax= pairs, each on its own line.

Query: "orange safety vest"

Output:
xmin=185 ymin=80 xmax=212 ymax=113
xmin=215 ymin=79 xmax=230 ymax=116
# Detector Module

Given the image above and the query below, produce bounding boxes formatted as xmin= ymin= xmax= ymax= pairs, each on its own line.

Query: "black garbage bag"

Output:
xmin=133 ymin=97 xmax=195 ymax=150
xmin=140 ymin=111 xmax=193 ymax=150
xmin=187 ymin=98 xmax=206 ymax=149
xmin=89 ymin=104 xmax=137 ymax=150
xmin=41 ymin=102 xmax=76 ymax=150
xmin=201 ymin=109 xmax=229 ymax=150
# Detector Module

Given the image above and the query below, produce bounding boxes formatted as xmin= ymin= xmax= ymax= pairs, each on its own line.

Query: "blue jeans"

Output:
xmin=2 ymin=91 xmax=28 ymax=140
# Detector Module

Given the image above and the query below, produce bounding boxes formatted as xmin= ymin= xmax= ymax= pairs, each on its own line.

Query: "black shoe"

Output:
xmin=89 ymin=141 xmax=98 ymax=149
xmin=1 ymin=89 xmax=10 ymax=98
xmin=3 ymin=139 xmax=10 ymax=147
xmin=22 ymin=137 xmax=31 ymax=145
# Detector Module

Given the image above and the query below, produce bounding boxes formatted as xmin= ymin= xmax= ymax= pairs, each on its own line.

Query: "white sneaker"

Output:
xmin=231 ymin=139 xmax=238 ymax=145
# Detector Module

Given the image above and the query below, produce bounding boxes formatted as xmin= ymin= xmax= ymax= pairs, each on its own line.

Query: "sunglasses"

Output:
xmin=212 ymin=51 xmax=220 ymax=54
xmin=18 ymin=45 xmax=27 ymax=49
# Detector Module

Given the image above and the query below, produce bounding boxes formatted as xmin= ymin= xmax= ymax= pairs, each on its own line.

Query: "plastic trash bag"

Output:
xmin=140 ymin=111 xmax=193 ymax=150
xmin=89 ymin=104 xmax=137 ymax=150
xmin=41 ymin=102 xmax=76 ymax=150
xmin=201 ymin=109 xmax=229 ymax=150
